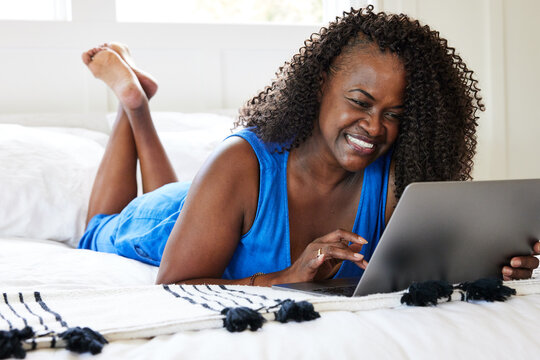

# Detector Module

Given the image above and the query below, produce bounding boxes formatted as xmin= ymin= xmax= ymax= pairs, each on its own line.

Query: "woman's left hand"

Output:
xmin=501 ymin=241 xmax=540 ymax=280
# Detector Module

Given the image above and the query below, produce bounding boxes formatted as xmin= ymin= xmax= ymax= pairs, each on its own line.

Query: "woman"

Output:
xmin=79 ymin=7 xmax=539 ymax=286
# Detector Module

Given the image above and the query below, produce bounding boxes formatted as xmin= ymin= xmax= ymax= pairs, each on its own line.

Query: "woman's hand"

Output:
xmin=502 ymin=241 xmax=540 ymax=281
xmin=282 ymin=229 xmax=369 ymax=284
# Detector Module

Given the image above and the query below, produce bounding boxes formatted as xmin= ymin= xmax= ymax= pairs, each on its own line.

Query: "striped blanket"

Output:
xmin=2 ymin=279 xmax=540 ymax=357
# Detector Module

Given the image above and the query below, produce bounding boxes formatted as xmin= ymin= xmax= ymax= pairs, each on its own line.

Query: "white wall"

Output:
xmin=0 ymin=0 xmax=538 ymax=179
xmin=0 ymin=0 xmax=319 ymax=116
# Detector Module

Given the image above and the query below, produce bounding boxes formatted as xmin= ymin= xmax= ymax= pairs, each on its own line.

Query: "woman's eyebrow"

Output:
xmin=348 ymin=89 xmax=404 ymax=109
xmin=348 ymin=88 xmax=375 ymax=101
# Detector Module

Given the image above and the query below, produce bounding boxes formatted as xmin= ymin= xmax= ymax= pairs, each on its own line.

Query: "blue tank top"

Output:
xmin=79 ymin=128 xmax=392 ymax=280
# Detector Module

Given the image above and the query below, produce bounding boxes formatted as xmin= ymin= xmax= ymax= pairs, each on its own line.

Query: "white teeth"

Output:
xmin=347 ymin=135 xmax=374 ymax=149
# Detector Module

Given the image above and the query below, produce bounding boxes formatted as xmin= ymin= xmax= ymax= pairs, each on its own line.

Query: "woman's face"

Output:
xmin=315 ymin=46 xmax=406 ymax=172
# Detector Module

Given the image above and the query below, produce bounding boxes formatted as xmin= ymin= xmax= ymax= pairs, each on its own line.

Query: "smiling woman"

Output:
xmin=76 ymin=6 xmax=540 ymax=288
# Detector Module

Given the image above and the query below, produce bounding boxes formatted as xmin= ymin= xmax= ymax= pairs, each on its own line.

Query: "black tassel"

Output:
xmin=0 ymin=326 xmax=34 ymax=359
xmin=401 ymin=280 xmax=454 ymax=306
xmin=221 ymin=307 xmax=266 ymax=332
xmin=274 ymin=300 xmax=320 ymax=323
xmin=58 ymin=327 xmax=108 ymax=355
xmin=456 ymin=278 xmax=516 ymax=302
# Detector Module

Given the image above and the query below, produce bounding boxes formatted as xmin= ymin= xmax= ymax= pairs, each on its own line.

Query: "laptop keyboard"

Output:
xmin=311 ymin=285 xmax=356 ymax=297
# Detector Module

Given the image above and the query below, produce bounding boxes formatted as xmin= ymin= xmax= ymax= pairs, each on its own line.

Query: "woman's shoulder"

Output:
xmin=199 ymin=134 xmax=259 ymax=183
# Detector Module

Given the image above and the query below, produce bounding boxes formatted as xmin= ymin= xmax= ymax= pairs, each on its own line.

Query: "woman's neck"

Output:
xmin=289 ymin=132 xmax=363 ymax=192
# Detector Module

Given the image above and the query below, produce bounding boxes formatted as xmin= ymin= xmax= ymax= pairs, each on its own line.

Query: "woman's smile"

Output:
xmin=345 ymin=133 xmax=376 ymax=155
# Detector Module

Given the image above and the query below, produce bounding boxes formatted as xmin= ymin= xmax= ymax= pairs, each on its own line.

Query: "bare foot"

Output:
xmin=81 ymin=47 xmax=102 ymax=66
xmin=103 ymin=42 xmax=158 ymax=100
xmin=82 ymin=47 xmax=146 ymax=110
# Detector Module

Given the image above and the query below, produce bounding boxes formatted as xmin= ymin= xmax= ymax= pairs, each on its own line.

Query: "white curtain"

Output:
xmin=322 ymin=0 xmax=381 ymax=22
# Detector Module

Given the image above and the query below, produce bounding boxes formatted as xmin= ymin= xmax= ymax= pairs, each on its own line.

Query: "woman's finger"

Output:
xmin=348 ymin=243 xmax=364 ymax=253
xmin=318 ymin=245 xmax=364 ymax=262
xmin=351 ymin=258 xmax=369 ymax=270
xmin=510 ymin=256 xmax=540 ymax=270
xmin=502 ymin=265 xmax=533 ymax=280
xmin=317 ymin=229 xmax=368 ymax=245
xmin=533 ymin=241 xmax=540 ymax=255
xmin=307 ymin=251 xmax=326 ymax=270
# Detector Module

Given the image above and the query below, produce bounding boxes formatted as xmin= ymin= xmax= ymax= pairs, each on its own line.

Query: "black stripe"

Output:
xmin=19 ymin=293 xmax=41 ymax=350
xmin=162 ymin=285 xmax=196 ymax=304
xmin=177 ymin=285 xmax=222 ymax=312
xmin=19 ymin=293 xmax=49 ymax=331
xmin=202 ymin=284 xmax=242 ymax=306
xmin=162 ymin=285 xmax=220 ymax=312
xmin=3 ymin=293 xmax=28 ymax=327
xmin=0 ymin=306 xmax=13 ymax=330
xmin=34 ymin=292 xmax=68 ymax=328
xmin=219 ymin=285 xmax=282 ymax=303
xmin=191 ymin=285 xmax=230 ymax=308
xmin=0 ymin=293 xmax=14 ymax=330
xmin=217 ymin=285 xmax=284 ymax=313
xmin=212 ymin=285 xmax=259 ymax=305
xmin=178 ymin=285 xmax=224 ymax=311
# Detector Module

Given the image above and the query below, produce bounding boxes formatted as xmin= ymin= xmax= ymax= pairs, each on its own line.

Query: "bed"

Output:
xmin=1 ymin=112 xmax=539 ymax=359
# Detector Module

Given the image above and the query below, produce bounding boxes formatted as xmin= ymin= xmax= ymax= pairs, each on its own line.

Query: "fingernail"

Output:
xmin=358 ymin=236 xmax=368 ymax=244
xmin=503 ymin=267 xmax=512 ymax=276
xmin=511 ymin=259 xmax=521 ymax=267
xmin=354 ymin=253 xmax=364 ymax=260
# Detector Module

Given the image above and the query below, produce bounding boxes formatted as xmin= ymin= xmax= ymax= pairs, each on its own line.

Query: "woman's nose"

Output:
xmin=361 ymin=112 xmax=384 ymax=138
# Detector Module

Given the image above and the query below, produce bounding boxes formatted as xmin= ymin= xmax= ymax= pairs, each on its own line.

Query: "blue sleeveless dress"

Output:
xmin=79 ymin=128 xmax=392 ymax=280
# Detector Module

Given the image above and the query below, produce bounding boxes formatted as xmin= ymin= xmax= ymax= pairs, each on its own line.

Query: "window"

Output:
xmin=0 ymin=0 xmax=71 ymax=21
xmin=115 ymin=0 xmax=323 ymax=24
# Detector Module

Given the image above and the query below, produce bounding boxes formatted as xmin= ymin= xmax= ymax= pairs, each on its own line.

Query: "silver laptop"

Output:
xmin=273 ymin=179 xmax=540 ymax=297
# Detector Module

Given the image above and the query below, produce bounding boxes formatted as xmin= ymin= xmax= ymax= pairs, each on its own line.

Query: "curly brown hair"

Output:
xmin=235 ymin=6 xmax=484 ymax=198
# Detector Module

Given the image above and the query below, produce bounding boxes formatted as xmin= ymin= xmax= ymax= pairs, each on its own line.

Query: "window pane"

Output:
xmin=116 ymin=0 xmax=322 ymax=24
xmin=0 ymin=0 xmax=71 ymax=21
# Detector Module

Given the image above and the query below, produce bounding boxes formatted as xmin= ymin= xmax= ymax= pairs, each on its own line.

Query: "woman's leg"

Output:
xmin=83 ymin=46 xmax=177 ymax=225
xmin=102 ymin=43 xmax=178 ymax=193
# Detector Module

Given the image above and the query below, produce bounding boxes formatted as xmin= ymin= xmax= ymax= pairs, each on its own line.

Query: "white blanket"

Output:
xmin=2 ymin=279 xmax=540 ymax=354
xmin=2 ymin=238 xmax=540 ymax=359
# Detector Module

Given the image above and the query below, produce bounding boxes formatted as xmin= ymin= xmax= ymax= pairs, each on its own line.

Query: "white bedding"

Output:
xmin=1 ymin=115 xmax=539 ymax=359
xmin=2 ymin=237 xmax=540 ymax=359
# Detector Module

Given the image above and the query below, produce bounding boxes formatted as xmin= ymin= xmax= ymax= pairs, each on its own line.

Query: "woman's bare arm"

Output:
xmin=157 ymin=136 xmax=374 ymax=286
xmin=156 ymin=136 xmax=261 ymax=285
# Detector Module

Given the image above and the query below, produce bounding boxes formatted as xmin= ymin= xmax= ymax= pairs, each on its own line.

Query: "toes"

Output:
xmin=82 ymin=47 xmax=106 ymax=65
xmin=90 ymin=47 xmax=103 ymax=55
xmin=81 ymin=52 xmax=92 ymax=65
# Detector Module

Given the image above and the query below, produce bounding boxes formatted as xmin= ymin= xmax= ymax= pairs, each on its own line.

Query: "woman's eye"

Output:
xmin=350 ymin=99 xmax=370 ymax=108
xmin=384 ymin=112 xmax=402 ymax=121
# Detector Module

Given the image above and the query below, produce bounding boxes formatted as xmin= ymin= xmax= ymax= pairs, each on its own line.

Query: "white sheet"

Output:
xmin=2 ymin=237 xmax=540 ymax=359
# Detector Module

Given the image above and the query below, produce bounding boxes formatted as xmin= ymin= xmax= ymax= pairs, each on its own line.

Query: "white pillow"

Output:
xmin=0 ymin=125 xmax=104 ymax=246
xmin=0 ymin=113 xmax=235 ymax=244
